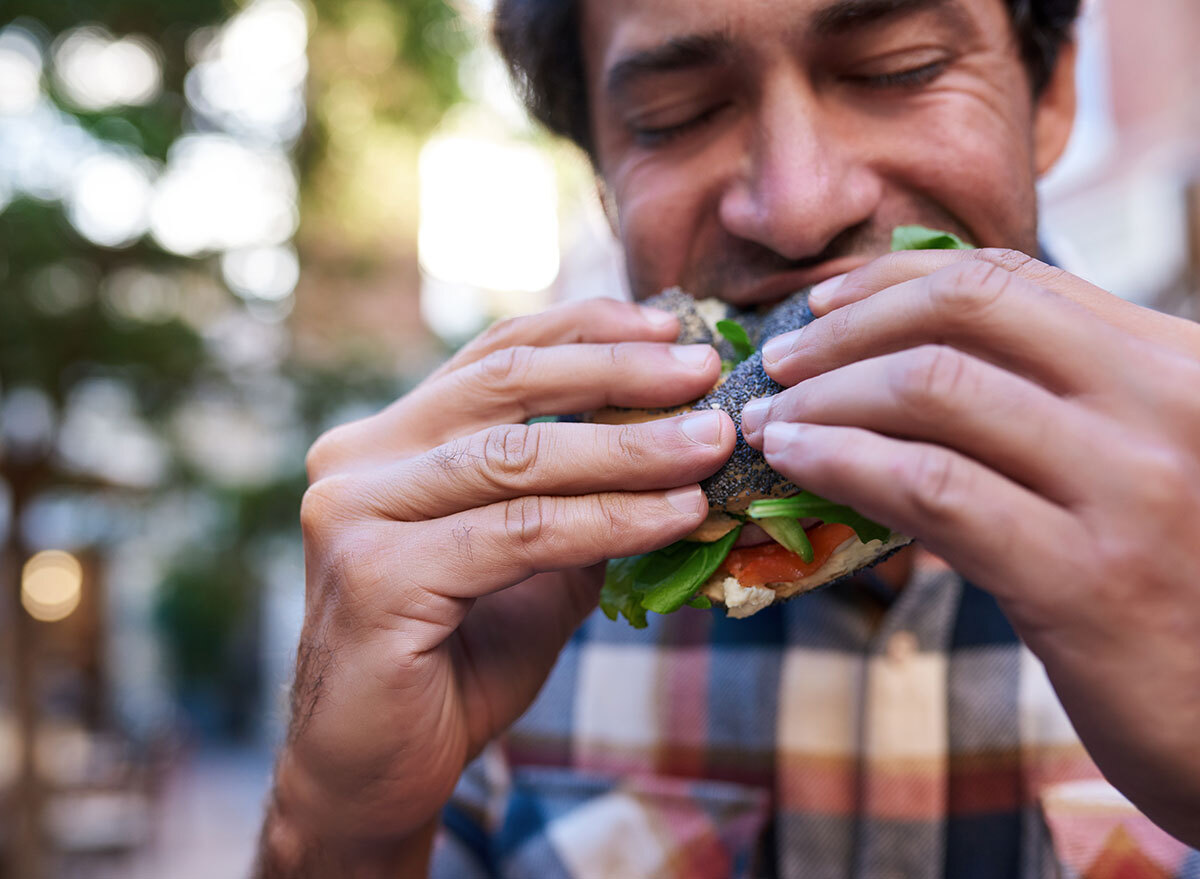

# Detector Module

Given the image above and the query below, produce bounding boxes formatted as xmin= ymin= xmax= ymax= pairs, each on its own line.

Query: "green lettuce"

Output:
xmin=715 ymin=319 xmax=755 ymax=363
xmin=600 ymin=527 xmax=741 ymax=628
xmin=755 ymin=516 xmax=814 ymax=562
xmin=747 ymin=492 xmax=890 ymax=545
xmin=890 ymin=225 xmax=973 ymax=252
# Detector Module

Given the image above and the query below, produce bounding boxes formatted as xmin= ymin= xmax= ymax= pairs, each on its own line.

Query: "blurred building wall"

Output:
xmin=1040 ymin=0 xmax=1200 ymax=313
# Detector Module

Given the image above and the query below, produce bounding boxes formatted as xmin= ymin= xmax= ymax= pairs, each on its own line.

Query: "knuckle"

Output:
xmin=312 ymin=531 xmax=392 ymax=621
xmin=819 ymin=302 xmax=855 ymax=343
xmin=593 ymin=492 xmax=636 ymax=540
xmin=583 ymin=297 xmax=633 ymax=326
xmin=481 ymin=424 xmax=542 ymax=485
xmin=894 ymin=345 xmax=972 ymax=419
xmin=977 ymin=247 xmax=1068 ymax=289
xmin=612 ymin=423 xmax=646 ymax=466
xmin=476 ymin=345 xmax=536 ymax=392
xmin=503 ymin=495 xmax=549 ymax=547
xmin=476 ymin=314 xmax=527 ymax=350
xmin=974 ymin=247 xmax=1038 ymax=276
xmin=299 ymin=477 xmax=351 ymax=540
xmin=904 ymin=446 xmax=966 ymax=522
xmin=1126 ymin=441 xmax=1192 ymax=517
xmin=305 ymin=426 xmax=347 ymax=481
xmin=928 ymin=259 xmax=1013 ymax=321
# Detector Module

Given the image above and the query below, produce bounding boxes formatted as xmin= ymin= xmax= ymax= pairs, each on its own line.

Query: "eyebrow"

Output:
xmin=605 ymin=32 xmax=735 ymax=98
xmin=812 ymin=0 xmax=964 ymax=36
xmin=604 ymin=0 xmax=970 ymax=100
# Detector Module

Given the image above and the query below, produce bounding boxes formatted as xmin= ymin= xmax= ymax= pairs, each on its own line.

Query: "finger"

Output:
xmin=809 ymin=249 xmax=1200 ymax=357
xmin=397 ymin=341 xmax=721 ymax=446
xmin=742 ymin=345 xmax=1097 ymax=504
xmin=396 ymin=485 xmax=710 ymax=602
xmin=431 ymin=298 xmax=680 ymax=381
xmin=759 ymin=421 xmax=1081 ymax=607
xmin=333 ymin=412 xmax=735 ymax=520
xmin=810 ymin=249 xmax=1105 ymax=315
xmin=763 ymin=259 xmax=1127 ymax=395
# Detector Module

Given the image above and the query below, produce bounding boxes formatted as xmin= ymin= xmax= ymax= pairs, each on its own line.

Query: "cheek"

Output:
xmin=611 ymin=151 xmax=730 ymax=299
xmin=874 ymin=83 xmax=1039 ymax=249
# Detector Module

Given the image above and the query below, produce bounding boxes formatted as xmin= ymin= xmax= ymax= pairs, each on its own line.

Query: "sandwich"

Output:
xmin=597 ymin=226 xmax=971 ymax=627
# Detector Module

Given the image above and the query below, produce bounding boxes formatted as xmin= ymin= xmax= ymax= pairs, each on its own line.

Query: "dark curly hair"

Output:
xmin=493 ymin=0 xmax=1081 ymax=159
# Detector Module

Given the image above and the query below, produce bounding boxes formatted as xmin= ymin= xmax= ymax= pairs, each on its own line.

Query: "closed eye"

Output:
xmin=630 ymin=102 xmax=731 ymax=147
xmin=853 ymin=59 xmax=947 ymax=89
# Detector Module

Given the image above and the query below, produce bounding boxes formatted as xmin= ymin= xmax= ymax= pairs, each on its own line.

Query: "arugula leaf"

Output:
xmin=638 ymin=527 xmax=742 ymax=613
xmin=756 ymin=516 xmax=814 ymax=562
xmin=600 ymin=554 xmax=650 ymax=628
xmin=716 ymin=319 xmax=755 ymax=363
xmin=891 ymin=225 xmax=973 ymax=252
xmin=601 ymin=527 xmax=742 ymax=626
xmin=747 ymin=491 xmax=890 ymax=544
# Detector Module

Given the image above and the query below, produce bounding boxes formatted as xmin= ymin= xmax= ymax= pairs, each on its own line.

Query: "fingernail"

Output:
xmin=740 ymin=396 xmax=771 ymax=435
xmin=671 ymin=344 xmax=713 ymax=369
xmin=763 ymin=422 xmax=807 ymax=457
xmin=680 ymin=411 xmax=723 ymax=446
xmin=664 ymin=484 xmax=705 ymax=516
xmin=762 ymin=331 xmax=800 ymax=366
xmin=809 ymin=273 xmax=846 ymax=310
xmin=641 ymin=306 xmax=677 ymax=331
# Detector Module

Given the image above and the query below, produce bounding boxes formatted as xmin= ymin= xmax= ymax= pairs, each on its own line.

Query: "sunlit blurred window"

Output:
xmin=418 ymin=134 xmax=560 ymax=293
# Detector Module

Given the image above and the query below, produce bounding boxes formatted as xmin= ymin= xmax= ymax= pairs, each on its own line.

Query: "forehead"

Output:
xmin=582 ymin=0 xmax=1001 ymax=88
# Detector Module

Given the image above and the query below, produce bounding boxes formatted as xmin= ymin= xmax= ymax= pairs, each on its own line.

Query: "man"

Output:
xmin=256 ymin=0 xmax=1200 ymax=875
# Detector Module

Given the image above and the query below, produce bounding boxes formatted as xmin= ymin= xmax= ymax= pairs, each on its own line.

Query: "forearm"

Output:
xmin=254 ymin=756 xmax=437 ymax=879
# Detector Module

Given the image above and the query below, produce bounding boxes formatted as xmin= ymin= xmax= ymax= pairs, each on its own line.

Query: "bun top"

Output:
xmin=640 ymin=287 xmax=818 ymax=510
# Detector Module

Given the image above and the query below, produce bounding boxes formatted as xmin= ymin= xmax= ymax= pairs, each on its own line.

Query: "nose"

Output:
xmin=718 ymin=77 xmax=882 ymax=260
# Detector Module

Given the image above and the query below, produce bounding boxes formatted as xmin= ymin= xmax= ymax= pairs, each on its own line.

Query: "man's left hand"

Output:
xmin=740 ymin=249 xmax=1200 ymax=844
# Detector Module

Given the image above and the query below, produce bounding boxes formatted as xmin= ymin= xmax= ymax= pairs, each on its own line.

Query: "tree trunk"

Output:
xmin=3 ymin=470 xmax=45 ymax=879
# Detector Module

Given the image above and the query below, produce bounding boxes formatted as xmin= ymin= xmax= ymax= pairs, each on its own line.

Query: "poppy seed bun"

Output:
xmin=590 ymin=288 xmax=817 ymax=533
xmin=588 ymin=287 xmax=912 ymax=616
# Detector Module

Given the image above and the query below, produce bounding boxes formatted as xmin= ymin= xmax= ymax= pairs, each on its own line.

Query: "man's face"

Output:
xmin=581 ymin=0 xmax=1074 ymax=305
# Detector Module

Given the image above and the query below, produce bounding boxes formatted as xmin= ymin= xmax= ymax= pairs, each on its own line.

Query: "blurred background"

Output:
xmin=0 ymin=0 xmax=1196 ymax=875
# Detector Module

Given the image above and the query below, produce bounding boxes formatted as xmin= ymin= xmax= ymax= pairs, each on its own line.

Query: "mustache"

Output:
xmin=687 ymin=221 xmax=889 ymax=299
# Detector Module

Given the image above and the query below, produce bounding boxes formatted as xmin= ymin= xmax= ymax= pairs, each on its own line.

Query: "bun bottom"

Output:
xmin=699 ymin=532 xmax=914 ymax=618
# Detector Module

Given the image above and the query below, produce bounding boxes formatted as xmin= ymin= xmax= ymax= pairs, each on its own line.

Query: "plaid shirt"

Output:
xmin=431 ymin=555 xmax=1199 ymax=878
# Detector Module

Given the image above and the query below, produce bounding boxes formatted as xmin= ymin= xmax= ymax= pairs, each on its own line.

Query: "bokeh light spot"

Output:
xmin=67 ymin=152 xmax=154 ymax=248
xmin=22 ymin=549 xmax=84 ymax=623
xmin=0 ymin=26 xmax=44 ymax=115
xmin=53 ymin=27 xmax=162 ymax=112
xmin=221 ymin=245 xmax=300 ymax=302
xmin=149 ymin=135 xmax=297 ymax=256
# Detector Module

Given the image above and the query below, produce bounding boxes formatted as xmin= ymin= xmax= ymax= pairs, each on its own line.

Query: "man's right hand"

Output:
xmin=256 ymin=299 xmax=735 ymax=877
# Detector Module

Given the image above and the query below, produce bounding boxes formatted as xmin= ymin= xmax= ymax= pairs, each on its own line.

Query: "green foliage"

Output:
xmin=154 ymin=549 xmax=254 ymax=687
xmin=73 ymin=101 xmax=187 ymax=162
xmin=0 ymin=0 xmax=469 ymax=736
xmin=2 ymin=1 xmax=230 ymax=36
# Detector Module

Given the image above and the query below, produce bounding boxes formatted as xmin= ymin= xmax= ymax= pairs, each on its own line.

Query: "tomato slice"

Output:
xmin=723 ymin=523 xmax=857 ymax=589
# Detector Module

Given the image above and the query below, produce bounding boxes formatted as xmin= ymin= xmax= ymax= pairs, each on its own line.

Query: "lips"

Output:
xmin=699 ymin=255 xmax=873 ymax=309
